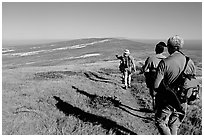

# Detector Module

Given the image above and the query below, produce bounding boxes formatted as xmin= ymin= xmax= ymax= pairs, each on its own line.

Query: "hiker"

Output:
xmin=153 ymin=35 xmax=197 ymax=135
xmin=116 ymin=49 xmax=136 ymax=89
xmin=142 ymin=42 xmax=166 ymax=111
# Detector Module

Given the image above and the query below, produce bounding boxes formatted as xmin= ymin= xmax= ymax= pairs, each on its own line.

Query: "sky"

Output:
xmin=2 ymin=2 xmax=202 ymax=43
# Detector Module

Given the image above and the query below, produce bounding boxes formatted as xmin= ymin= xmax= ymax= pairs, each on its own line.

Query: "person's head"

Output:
xmin=123 ymin=49 xmax=130 ymax=56
xmin=155 ymin=42 xmax=166 ymax=54
xmin=167 ymin=35 xmax=184 ymax=54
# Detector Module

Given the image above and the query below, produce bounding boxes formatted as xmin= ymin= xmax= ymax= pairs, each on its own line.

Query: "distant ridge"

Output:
xmin=2 ymin=37 xmax=149 ymax=47
xmin=3 ymin=38 xmax=150 ymax=68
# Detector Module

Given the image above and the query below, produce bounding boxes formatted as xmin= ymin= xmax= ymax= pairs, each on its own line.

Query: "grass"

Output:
xmin=2 ymin=61 xmax=158 ymax=135
xmin=178 ymin=100 xmax=202 ymax=135
xmin=2 ymin=38 xmax=202 ymax=135
xmin=2 ymin=62 xmax=202 ymax=135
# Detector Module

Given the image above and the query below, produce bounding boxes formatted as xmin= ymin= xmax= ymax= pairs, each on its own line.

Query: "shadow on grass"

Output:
xmin=33 ymin=71 xmax=84 ymax=80
xmin=53 ymin=96 xmax=137 ymax=135
xmin=72 ymin=86 xmax=153 ymax=121
xmin=84 ymin=71 xmax=118 ymax=85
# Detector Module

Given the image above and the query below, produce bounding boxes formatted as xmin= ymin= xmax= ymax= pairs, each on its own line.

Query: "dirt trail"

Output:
xmin=2 ymin=61 xmax=159 ymax=135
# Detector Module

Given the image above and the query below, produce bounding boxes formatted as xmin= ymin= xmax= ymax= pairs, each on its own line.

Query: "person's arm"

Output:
xmin=154 ymin=60 xmax=165 ymax=89
xmin=142 ymin=57 xmax=150 ymax=73
xmin=185 ymin=59 xmax=196 ymax=76
xmin=129 ymin=56 xmax=136 ymax=71
xmin=116 ymin=55 xmax=122 ymax=60
xmin=132 ymin=57 xmax=136 ymax=71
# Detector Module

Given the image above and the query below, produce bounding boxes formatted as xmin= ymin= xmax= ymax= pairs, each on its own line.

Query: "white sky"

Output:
xmin=2 ymin=2 xmax=202 ymax=41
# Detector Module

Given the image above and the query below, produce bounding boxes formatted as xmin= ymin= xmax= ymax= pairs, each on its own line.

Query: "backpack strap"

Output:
xmin=160 ymin=54 xmax=190 ymax=112
xmin=171 ymin=55 xmax=189 ymax=86
xmin=182 ymin=56 xmax=190 ymax=74
xmin=178 ymin=51 xmax=190 ymax=73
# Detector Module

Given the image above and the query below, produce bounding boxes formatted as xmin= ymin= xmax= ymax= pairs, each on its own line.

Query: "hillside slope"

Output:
xmin=2 ymin=61 xmax=159 ymax=135
xmin=2 ymin=38 xmax=151 ymax=68
xmin=2 ymin=38 xmax=202 ymax=135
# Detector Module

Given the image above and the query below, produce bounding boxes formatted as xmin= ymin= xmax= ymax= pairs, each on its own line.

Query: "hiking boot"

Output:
xmin=123 ymin=86 xmax=128 ymax=90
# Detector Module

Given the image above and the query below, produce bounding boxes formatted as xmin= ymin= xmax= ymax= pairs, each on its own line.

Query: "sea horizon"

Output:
xmin=2 ymin=38 xmax=202 ymax=51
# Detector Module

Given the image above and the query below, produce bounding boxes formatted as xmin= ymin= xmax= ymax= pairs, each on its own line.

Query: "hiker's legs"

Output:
xmin=122 ymin=71 xmax=125 ymax=83
xmin=124 ymin=70 xmax=128 ymax=88
xmin=155 ymin=107 xmax=172 ymax=135
xmin=128 ymin=73 xmax=132 ymax=87
xmin=169 ymin=103 xmax=187 ymax=135
xmin=149 ymin=88 xmax=155 ymax=110
xmin=168 ymin=113 xmax=181 ymax=135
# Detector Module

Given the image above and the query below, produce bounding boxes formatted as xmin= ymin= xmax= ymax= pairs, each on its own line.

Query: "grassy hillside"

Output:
xmin=2 ymin=38 xmax=152 ymax=68
xmin=2 ymin=62 xmax=158 ymax=135
xmin=2 ymin=38 xmax=202 ymax=135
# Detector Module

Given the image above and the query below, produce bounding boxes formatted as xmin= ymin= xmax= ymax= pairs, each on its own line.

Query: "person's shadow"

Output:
xmin=83 ymin=71 xmax=120 ymax=86
xmin=53 ymin=96 xmax=137 ymax=135
xmin=72 ymin=86 xmax=154 ymax=121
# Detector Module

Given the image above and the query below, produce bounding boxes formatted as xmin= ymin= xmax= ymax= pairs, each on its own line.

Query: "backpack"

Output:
xmin=144 ymin=71 xmax=157 ymax=88
xmin=156 ymin=56 xmax=200 ymax=113
xmin=144 ymin=56 xmax=165 ymax=88
xmin=184 ymin=78 xmax=200 ymax=105
xmin=123 ymin=56 xmax=134 ymax=72
xmin=171 ymin=56 xmax=200 ymax=105
xmin=119 ymin=60 xmax=125 ymax=72
xmin=119 ymin=56 xmax=134 ymax=73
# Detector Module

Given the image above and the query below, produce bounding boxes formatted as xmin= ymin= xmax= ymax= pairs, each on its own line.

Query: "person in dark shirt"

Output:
xmin=142 ymin=42 xmax=166 ymax=110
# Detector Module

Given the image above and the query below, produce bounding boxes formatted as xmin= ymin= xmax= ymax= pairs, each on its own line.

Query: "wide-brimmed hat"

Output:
xmin=124 ymin=49 xmax=130 ymax=55
xmin=167 ymin=35 xmax=184 ymax=49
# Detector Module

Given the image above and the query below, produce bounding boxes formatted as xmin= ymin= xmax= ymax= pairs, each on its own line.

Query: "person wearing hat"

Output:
xmin=116 ymin=49 xmax=136 ymax=89
xmin=153 ymin=35 xmax=196 ymax=135
xmin=142 ymin=41 xmax=166 ymax=111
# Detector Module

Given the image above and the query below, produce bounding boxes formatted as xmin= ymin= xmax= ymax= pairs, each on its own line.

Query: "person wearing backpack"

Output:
xmin=142 ymin=42 xmax=166 ymax=111
xmin=153 ymin=35 xmax=197 ymax=135
xmin=116 ymin=49 xmax=136 ymax=89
